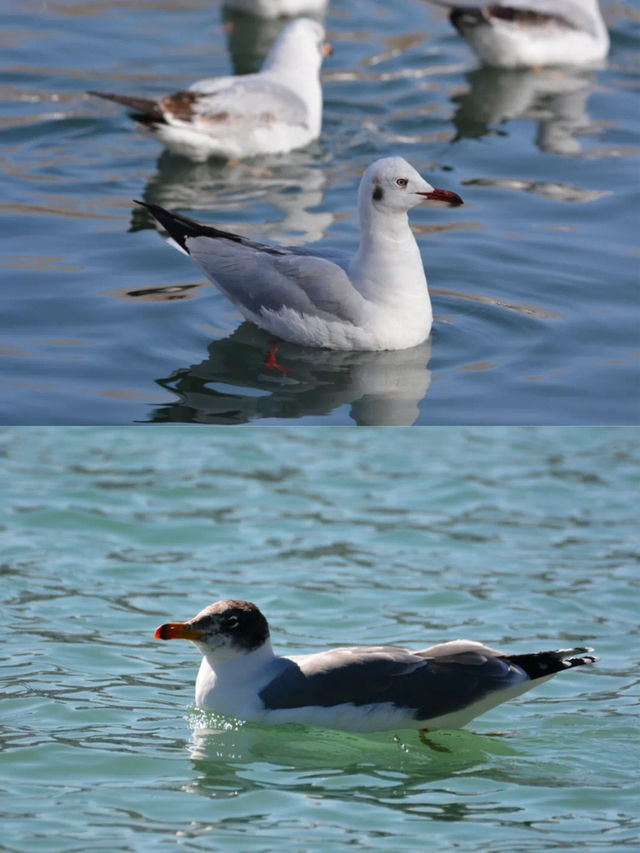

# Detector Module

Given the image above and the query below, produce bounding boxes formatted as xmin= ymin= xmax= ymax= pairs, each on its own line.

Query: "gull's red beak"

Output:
xmin=417 ymin=188 xmax=463 ymax=206
xmin=322 ymin=42 xmax=333 ymax=58
xmin=154 ymin=622 xmax=206 ymax=641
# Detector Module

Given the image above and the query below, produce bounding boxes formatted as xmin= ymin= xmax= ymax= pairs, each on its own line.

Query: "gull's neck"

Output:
xmin=349 ymin=204 xmax=428 ymax=305
xmin=194 ymin=638 xmax=282 ymax=712
xmin=261 ymin=52 xmax=322 ymax=124
xmin=200 ymin=638 xmax=278 ymax=682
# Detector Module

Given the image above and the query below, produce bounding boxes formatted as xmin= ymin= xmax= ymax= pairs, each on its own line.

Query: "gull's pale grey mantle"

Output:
xmin=137 ymin=157 xmax=464 ymax=351
xmin=155 ymin=599 xmax=598 ymax=733
xmin=88 ymin=18 xmax=328 ymax=161
xmin=426 ymin=0 xmax=609 ymax=67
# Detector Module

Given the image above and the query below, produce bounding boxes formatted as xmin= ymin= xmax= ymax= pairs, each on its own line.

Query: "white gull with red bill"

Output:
xmin=154 ymin=599 xmax=598 ymax=733
xmin=88 ymin=18 xmax=328 ymax=161
xmin=136 ymin=157 xmax=464 ymax=351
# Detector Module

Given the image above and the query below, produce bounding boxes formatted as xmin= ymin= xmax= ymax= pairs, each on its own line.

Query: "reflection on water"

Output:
xmin=452 ymin=66 xmax=599 ymax=156
xmin=461 ymin=177 xmax=610 ymax=204
xmin=130 ymin=148 xmax=334 ymax=247
xmin=145 ymin=323 xmax=432 ymax=426
xmin=108 ymin=282 xmax=211 ymax=303
xmin=431 ymin=288 xmax=562 ymax=320
xmin=185 ymin=713 xmax=520 ymax=802
xmin=222 ymin=8 xmax=297 ymax=75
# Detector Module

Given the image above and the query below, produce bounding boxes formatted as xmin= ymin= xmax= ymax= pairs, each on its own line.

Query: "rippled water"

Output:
xmin=1 ymin=427 xmax=639 ymax=850
xmin=1 ymin=2 xmax=639 ymax=424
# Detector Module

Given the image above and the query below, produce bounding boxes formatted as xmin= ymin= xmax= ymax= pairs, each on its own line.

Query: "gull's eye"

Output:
xmin=395 ymin=178 xmax=408 ymax=188
xmin=223 ymin=614 xmax=239 ymax=631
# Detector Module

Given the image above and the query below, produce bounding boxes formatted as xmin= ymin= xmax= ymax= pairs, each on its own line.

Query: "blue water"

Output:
xmin=1 ymin=2 xmax=639 ymax=424
xmin=1 ymin=426 xmax=639 ymax=850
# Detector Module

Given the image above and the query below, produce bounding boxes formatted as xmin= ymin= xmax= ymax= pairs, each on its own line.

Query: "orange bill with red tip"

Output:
xmin=154 ymin=622 xmax=206 ymax=641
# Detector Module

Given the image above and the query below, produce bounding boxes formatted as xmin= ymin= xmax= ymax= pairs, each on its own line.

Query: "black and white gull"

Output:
xmin=426 ymin=0 xmax=609 ymax=68
xmin=88 ymin=18 xmax=329 ymax=161
xmin=137 ymin=156 xmax=464 ymax=351
xmin=154 ymin=599 xmax=598 ymax=733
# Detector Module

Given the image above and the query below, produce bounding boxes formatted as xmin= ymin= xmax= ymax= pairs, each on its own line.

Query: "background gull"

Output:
xmin=425 ymin=0 xmax=609 ymax=67
xmin=137 ymin=156 xmax=463 ymax=351
xmin=88 ymin=18 xmax=329 ymax=161
xmin=155 ymin=599 xmax=598 ymax=733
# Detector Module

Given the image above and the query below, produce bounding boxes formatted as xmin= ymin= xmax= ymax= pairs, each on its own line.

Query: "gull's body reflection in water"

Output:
xmin=222 ymin=10 xmax=295 ymax=75
xmin=452 ymin=65 xmax=599 ymax=158
xmin=130 ymin=148 xmax=334 ymax=248
xmin=183 ymin=714 xmax=520 ymax=809
xmin=221 ymin=1 xmax=328 ymax=75
xmin=147 ymin=323 xmax=432 ymax=426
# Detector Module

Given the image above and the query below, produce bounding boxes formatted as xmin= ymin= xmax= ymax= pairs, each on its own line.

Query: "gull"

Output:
xmin=136 ymin=156 xmax=463 ymax=351
xmin=426 ymin=0 xmax=609 ymax=68
xmin=154 ymin=599 xmax=598 ymax=733
xmin=223 ymin=0 xmax=329 ymax=19
xmin=88 ymin=18 xmax=329 ymax=161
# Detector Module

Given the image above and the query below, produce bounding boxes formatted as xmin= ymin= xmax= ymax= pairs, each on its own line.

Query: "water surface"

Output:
xmin=1 ymin=427 xmax=638 ymax=850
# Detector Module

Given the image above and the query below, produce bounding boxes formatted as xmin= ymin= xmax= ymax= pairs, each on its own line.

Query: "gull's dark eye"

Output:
xmin=223 ymin=614 xmax=239 ymax=631
xmin=396 ymin=178 xmax=408 ymax=188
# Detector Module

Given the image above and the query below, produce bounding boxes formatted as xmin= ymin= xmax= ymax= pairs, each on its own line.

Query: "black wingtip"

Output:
xmin=508 ymin=647 xmax=598 ymax=680
xmin=132 ymin=200 xmax=200 ymax=252
xmin=133 ymin=201 xmax=249 ymax=252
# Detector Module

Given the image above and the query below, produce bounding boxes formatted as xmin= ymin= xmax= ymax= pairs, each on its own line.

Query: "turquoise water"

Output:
xmin=1 ymin=426 xmax=638 ymax=850
xmin=1 ymin=2 xmax=639 ymax=424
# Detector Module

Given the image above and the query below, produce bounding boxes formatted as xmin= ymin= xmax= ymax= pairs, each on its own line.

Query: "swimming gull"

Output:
xmin=136 ymin=156 xmax=463 ymax=351
xmin=154 ymin=599 xmax=598 ymax=733
xmin=88 ymin=18 xmax=330 ymax=161
xmin=425 ymin=0 xmax=609 ymax=68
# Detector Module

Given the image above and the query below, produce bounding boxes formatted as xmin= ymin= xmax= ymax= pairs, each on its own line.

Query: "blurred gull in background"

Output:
xmin=425 ymin=0 xmax=609 ymax=67
xmin=89 ymin=18 xmax=330 ymax=161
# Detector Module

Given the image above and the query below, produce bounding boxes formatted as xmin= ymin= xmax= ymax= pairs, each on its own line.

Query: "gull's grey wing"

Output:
xmin=187 ymin=75 xmax=309 ymax=127
xmin=136 ymin=202 xmax=364 ymax=325
xmin=189 ymin=236 xmax=363 ymax=323
xmin=425 ymin=0 xmax=599 ymax=36
xmin=89 ymin=77 xmax=308 ymax=130
xmin=259 ymin=645 xmax=528 ymax=721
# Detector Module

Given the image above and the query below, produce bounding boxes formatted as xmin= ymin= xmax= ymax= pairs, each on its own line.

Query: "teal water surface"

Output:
xmin=1 ymin=426 xmax=638 ymax=850
xmin=1 ymin=2 xmax=639 ymax=424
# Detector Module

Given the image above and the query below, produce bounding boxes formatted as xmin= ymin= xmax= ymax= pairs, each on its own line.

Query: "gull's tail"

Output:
xmin=87 ymin=90 xmax=163 ymax=124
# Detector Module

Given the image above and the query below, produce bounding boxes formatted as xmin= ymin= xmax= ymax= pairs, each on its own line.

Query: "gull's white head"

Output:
xmin=359 ymin=156 xmax=463 ymax=216
xmin=155 ymin=599 xmax=270 ymax=663
xmin=264 ymin=18 xmax=330 ymax=74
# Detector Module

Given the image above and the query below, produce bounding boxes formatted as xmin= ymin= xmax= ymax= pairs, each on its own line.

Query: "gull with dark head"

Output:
xmin=426 ymin=0 xmax=609 ymax=68
xmin=137 ymin=156 xmax=464 ymax=351
xmin=88 ymin=18 xmax=329 ymax=161
xmin=155 ymin=599 xmax=598 ymax=733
